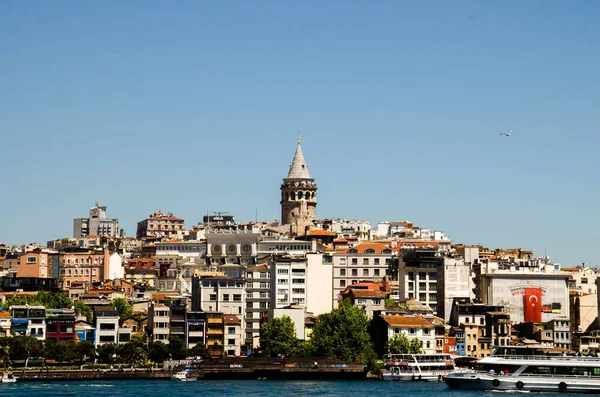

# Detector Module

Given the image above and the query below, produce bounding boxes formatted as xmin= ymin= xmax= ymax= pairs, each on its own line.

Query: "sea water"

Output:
xmin=0 ymin=380 xmax=593 ymax=396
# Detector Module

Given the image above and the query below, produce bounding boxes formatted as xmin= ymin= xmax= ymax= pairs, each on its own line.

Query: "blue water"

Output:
xmin=0 ymin=380 xmax=594 ymax=396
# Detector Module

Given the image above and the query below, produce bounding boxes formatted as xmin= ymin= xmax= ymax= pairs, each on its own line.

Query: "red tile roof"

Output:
xmin=382 ymin=315 xmax=434 ymax=328
xmin=349 ymin=289 xmax=384 ymax=298
xmin=224 ymin=315 xmax=241 ymax=325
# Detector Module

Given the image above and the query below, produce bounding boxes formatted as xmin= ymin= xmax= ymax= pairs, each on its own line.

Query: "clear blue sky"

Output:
xmin=1 ymin=1 xmax=599 ymax=266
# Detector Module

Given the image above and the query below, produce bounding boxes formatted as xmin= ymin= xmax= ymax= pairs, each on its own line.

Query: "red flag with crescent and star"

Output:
xmin=524 ymin=288 xmax=542 ymax=322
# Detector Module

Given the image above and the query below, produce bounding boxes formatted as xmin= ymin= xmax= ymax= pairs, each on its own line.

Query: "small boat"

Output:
xmin=1 ymin=372 xmax=17 ymax=383
xmin=444 ymin=345 xmax=600 ymax=393
xmin=171 ymin=369 xmax=197 ymax=382
xmin=382 ymin=354 xmax=456 ymax=381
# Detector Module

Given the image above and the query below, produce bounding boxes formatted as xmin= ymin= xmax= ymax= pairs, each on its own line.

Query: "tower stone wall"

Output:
xmin=280 ymin=134 xmax=317 ymax=234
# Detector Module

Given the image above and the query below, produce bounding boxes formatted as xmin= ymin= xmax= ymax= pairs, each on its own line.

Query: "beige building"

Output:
xmin=332 ymin=242 xmax=395 ymax=308
xmin=224 ymin=315 xmax=242 ymax=357
xmin=148 ymin=303 xmax=171 ymax=343
xmin=58 ymin=249 xmax=110 ymax=290
xmin=137 ymin=211 xmax=185 ymax=241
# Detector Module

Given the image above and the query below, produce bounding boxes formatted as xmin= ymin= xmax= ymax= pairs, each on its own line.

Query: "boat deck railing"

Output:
xmin=492 ymin=355 xmax=600 ymax=362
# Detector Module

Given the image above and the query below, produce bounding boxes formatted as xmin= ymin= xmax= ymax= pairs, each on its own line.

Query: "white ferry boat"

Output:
xmin=382 ymin=354 xmax=456 ymax=381
xmin=444 ymin=346 xmax=600 ymax=393
xmin=171 ymin=369 xmax=197 ymax=381
xmin=1 ymin=372 xmax=17 ymax=383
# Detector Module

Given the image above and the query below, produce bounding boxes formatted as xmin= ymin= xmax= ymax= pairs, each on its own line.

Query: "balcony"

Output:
xmin=207 ymin=318 xmax=222 ymax=324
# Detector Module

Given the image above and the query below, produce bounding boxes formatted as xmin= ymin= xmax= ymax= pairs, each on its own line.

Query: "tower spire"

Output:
xmin=286 ymin=131 xmax=311 ymax=179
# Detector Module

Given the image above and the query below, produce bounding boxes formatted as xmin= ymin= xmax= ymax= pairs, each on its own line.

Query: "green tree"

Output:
xmin=10 ymin=336 xmax=44 ymax=365
xmin=111 ymin=298 xmax=133 ymax=319
xmin=148 ymin=341 xmax=170 ymax=364
xmin=0 ymin=337 xmax=12 ymax=367
xmin=188 ymin=342 xmax=211 ymax=359
xmin=384 ymin=295 xmax=396 ymax=308
xmin=310 ymin=299 xmax=376 ymax=364
xmin=54 ymin=341 xmax=79 ymax=363
xmin=76 ymin=341 xmax=96 ymax=363
xmin=409 ymin=337 xmax=422 ymax=354
xmin=74 ymin=300 xmax=93 ymax=322
xmin=386 ymin=332 xmax=411 ymax=354
xmin=118 ymin=337 xmax=149 ymax=366
xmin=168 ymin=336 xmax=188 ymax=360
xmin=96 ymin=343 xmax=119 ymax=364
xmin=260 ymin=315 xmax=299 ymax=358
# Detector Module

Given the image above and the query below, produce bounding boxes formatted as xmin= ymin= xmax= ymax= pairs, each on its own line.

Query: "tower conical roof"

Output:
xmin=286 ymin=132 xmax=312 ymax=179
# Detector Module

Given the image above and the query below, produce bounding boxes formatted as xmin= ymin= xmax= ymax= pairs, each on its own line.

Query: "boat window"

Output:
xmin=523 ymin=366 xmax=553 ymax=375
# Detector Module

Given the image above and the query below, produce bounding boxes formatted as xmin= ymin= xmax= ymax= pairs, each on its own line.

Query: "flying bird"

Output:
xmin=499 ymin=130 xmax=512 ymax=137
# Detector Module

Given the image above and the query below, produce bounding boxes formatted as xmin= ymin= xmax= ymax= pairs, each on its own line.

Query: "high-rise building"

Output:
xmin=73 ymin=202 xmax=120 ymax=238
xmin=280 ymin=133 xmax=317 ymax=235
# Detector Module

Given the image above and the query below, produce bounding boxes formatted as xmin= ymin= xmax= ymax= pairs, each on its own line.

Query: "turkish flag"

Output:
xmin=524 ymin=288 xmax=542 ymax=322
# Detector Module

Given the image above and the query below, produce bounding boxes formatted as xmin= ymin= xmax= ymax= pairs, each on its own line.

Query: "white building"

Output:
xmin=478 ymin=261 xmax=570 ymax=324
xmin=270 ymin=251 xmax=332 ymax=317
xmin=95 ymin=306 xmax=121 ymax=345
xmin=224 ymin=314 xmax=242 ymax=357
xmin=268 ymin=306 xmax=307 ymax=341
xmin=381 ymin=313 xmax=436 ymax=354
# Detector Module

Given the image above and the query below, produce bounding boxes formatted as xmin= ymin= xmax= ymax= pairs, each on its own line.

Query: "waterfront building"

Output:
xmin=371 ymin=312 xmax=436 ymax=355
xmin=45 ymin=308 xmax=76 ymax=343
xmin=205 ymin=311 xmax=224 ymax=357
xmin=95 ymin=306 xmax=130 ymax=345
xmin=11 ymin=305 xmax=46 ymax=339
xmin=185 ymin=311 xmax=206 ymax=350
xmin=0 ymin=310 xmax=11 ymax=337
xmin=280 ymin=134 xmax=317 ymax=236
xmin=166 ymin=296 xmax=187 ymax=342
xmin=147 ymin=303 xmax=170 ymax=343
xmin=73 ymin=202 xmax=120 ymax=238
xmin=224 ymin=314 xmax=242 ymax=357
xmin=543 ymin=317 xmax=572 ymax=350
xmin=75 ymin=320 xmax=96 ymax=345
xmin=154 ymin=240 xmax=206 ymax=293
xmin=205 ymin=228 xmax=259 ymax=273
xmin=137 ymin=210 xmax=185 ymax=241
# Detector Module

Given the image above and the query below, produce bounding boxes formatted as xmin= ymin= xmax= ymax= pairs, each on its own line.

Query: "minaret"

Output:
xmin=280 ymin=132 xmax=317 ymax=234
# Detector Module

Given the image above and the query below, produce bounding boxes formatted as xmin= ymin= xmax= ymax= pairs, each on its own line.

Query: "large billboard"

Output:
xmin=486 ymin=276 xmax=568 ymax=324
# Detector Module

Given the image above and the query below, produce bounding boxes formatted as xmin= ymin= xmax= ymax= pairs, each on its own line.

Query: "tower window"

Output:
xmin=298 ymin=192 xmax=303 ymax=200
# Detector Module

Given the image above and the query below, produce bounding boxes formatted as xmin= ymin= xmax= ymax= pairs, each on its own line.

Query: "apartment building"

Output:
xmin=244 ymin=263 xmax=270 ymax=348
xmin=136 ymin=211 xmax=185 ymax=241
xmin=11 ymin=306 xmax=45 ymax=339
xmin=224 ymin=315 xmax=242 ymax=357
xmin=16 ymin=249 xmax=56 ymax=279
xmin=332 ymin=243 xmax=395 ymax=308
xmin=58 ymin=248 xmax=109 ymax=289
xmin=148 ymin=303 xmax=171 ymax=343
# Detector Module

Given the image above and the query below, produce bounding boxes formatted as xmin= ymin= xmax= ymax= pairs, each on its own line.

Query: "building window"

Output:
xmin=340 ymin=269 xmax=346 ymax=276
xmin=362 ymin=269 xmax=369 ymax=276
xmin=363 ymin=258 xmax=369 ymax=265
xmin=242 ymin=244 xmax=252 ymax=254
xmin=233 ymin=294 xmax=242 ymax=301
xmin=223 ymin=294 xmax=230 ymax=301
xmin=27 ymin=257 xmax=37 ymax=263
xmin=340 ymin=280 xmax=346 ymax=287
xmin=228 ymin=327 xmax=236 ymax=334
xmin=209 ymin=294 xmax=217 ymax=301
xmin=374 ymin=269 xmax=380 ymax=276
xmin=351 ymin=258 xmax=357 ymax=265
xmin=351 ymin=269 xmax=357 ymax=276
